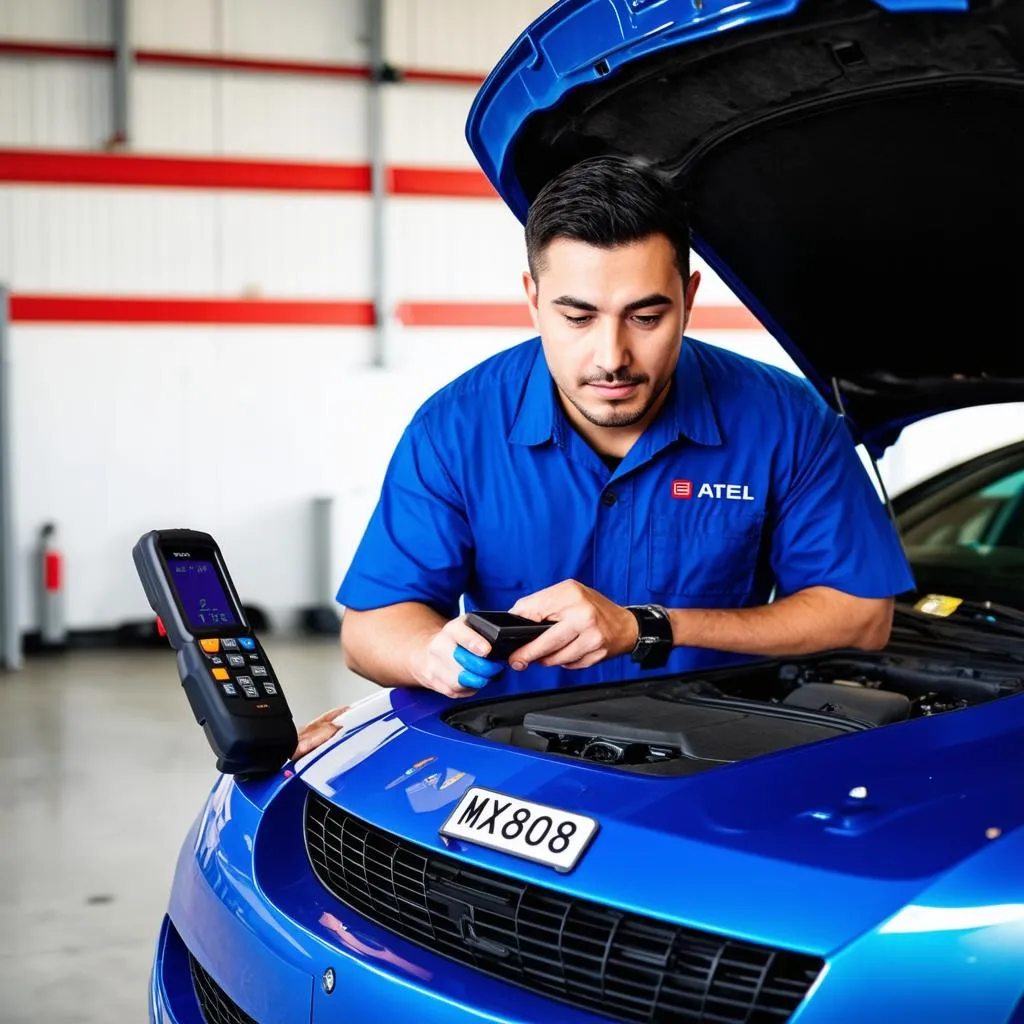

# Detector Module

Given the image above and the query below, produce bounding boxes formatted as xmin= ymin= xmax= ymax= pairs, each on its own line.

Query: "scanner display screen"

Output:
xmin=166 ymin=558 xmax=238 ymax=630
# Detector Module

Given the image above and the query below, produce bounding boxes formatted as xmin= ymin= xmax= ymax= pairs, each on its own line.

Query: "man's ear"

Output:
xmin=681 ymin=270 xmax=702 ymax=332
xmin=523 ymin=270 xmax=541 ymax=331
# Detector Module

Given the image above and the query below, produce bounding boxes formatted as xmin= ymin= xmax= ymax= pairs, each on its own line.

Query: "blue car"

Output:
xmin=150 ymin=1 xmax=1024 ymax=1021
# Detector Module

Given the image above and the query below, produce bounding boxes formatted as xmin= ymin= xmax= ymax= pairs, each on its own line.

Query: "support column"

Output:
xmin=0 ymin=286 xmax=22 ymax=670
xmin=111 ymin=0 xmax=133 ymax=147
xmin=366 ymin=0 xmax=388 ymax=367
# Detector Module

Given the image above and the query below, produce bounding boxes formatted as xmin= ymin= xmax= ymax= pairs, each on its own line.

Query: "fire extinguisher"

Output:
xmin=39 ymin=522 xmax=67 ymax=651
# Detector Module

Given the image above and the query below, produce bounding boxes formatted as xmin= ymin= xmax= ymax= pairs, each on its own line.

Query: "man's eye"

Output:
xmin=632 ymin=314 xmax=662 ymax=327
xmin=564 ymin=314 xmax=592 ymax=327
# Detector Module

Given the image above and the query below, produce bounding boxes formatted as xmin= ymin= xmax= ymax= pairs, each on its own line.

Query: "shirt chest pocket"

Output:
xmin=647 ymin=505 xmax=765 ymax=598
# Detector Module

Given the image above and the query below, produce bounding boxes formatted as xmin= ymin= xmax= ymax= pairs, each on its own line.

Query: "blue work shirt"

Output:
xmin=337 ymin=337 xmax=915 ymax=695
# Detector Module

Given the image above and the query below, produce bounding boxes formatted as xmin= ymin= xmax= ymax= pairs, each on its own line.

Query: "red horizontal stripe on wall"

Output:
xmin=0 ymin=39 xmax=486 ymax=87
xmin=7 ymin=296 xmax=761 ymax=330
xmin=0 ymin=41 xmax=115 ymax=61
xmin=389 ymin=166 xmax=496 ymax=198
xmin=397 ymin=302 xmax=531 ymax=328
xmin=0 ymin=150 xmax=500 ymax=198
xmin=0 ymin=150 xmax=372 ymax=193
xmin=402 ymin=68 xmax=486 ymax=87
xmin=136 ymin=49 xmax=372 ymax=80
xmin=10 ymin=296 xmax=376 ymax=326
xmin=397 ymin=303 xmax=762 ymax=331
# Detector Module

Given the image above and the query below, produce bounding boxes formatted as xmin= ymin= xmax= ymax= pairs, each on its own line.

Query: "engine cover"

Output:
xmin=523 ymin=694 xmax=866 ymax=767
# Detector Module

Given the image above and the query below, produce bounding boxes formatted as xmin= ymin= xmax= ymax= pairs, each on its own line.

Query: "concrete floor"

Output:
xmin=0 ymin=638 xmax=378 ymax=1023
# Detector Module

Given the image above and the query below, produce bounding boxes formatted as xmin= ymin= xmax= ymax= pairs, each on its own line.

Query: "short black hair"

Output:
xmin=524 ymin=155 xmax=691 ymax=280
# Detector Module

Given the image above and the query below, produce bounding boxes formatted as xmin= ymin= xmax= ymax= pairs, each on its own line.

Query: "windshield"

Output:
xmin=898 ymin=459 xmax=1024 ymax=612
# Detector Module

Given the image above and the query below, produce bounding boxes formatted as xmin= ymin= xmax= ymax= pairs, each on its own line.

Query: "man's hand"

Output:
xmin=508 ymin=580 xmax=638 ymax=671
xmin=411 ymin=616 xmax=506 ymax=697
xmin=293 ymin=705 xmax=350 ymax=760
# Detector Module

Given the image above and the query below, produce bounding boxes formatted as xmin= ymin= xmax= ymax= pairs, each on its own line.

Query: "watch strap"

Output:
xmin=625 ymin=604 xmax=673 ymax=669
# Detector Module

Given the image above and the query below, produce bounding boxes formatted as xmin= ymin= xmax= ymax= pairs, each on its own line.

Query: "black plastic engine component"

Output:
xmin=782 ymin=682 xmax=911 ymax=725
xmin=523 ymin=693 xmax=866 ymax=767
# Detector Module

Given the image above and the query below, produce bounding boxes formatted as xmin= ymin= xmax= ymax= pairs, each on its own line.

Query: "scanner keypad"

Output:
xmin=201 ymin=637 xmax=280 ymax=698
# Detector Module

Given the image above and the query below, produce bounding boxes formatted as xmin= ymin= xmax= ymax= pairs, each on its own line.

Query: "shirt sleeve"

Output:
xmin=770 ymin=405 xmax=916 ymax=600
xmin=336 ymin=413 xmax=471 ymax=618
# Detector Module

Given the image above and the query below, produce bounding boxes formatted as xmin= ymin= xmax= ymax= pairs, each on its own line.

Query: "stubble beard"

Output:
xmin=561 ymin=374 xmax=669 ymax=429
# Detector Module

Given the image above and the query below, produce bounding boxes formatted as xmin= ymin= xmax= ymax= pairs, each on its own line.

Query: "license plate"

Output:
xmin=439 ymin=786 xmax=599 ymax=873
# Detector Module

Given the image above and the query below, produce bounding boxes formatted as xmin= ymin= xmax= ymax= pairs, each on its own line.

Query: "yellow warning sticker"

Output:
xmin=915 ymin=594 xmax=964 ymax=618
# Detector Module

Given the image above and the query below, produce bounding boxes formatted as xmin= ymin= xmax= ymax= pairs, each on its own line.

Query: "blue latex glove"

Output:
xmin=452 ymin=644 xmax=506 ymax=690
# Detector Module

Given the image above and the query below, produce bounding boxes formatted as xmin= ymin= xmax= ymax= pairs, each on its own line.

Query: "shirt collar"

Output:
xmin=508 ymin=336 xmax=723 ymax=448
xmin=509 ymin=341 xmax=559 ymax=446
xmin=662 ymin=337 xmax=723 ymax=447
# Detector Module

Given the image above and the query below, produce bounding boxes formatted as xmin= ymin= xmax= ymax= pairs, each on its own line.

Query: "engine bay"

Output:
xmin=444 ymin=645 xmax=1024 ymax=776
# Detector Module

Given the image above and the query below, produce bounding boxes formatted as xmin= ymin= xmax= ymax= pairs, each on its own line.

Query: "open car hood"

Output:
xmin=465 ymin=0 xmax=1024 ymax=454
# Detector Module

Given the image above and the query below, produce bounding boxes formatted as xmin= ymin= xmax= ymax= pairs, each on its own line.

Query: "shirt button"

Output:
xmin=601 ymin=491 xmax=618 ymax=507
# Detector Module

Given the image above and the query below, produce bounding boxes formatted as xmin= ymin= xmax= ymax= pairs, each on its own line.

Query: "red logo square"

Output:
xmin=671 ymin=480 xmax=692 ymax=499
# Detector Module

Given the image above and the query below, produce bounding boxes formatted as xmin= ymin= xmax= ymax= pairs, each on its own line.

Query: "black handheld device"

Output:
xmin=465 ymin=611 xmax=554 ymax=661
xmin=132 ymin=529 xmax=298 ymax=778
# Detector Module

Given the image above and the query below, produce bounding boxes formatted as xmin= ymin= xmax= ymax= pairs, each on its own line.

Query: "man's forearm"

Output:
xmin=341 ymin=602 xmax=445 ymax=686
xmin=667 ymin=587 xmax=894 ymax=657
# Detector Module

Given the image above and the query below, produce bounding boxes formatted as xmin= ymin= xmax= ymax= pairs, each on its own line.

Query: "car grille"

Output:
xmin=189 ymin=953 xmax=259 ymax=1024
xmin=304 ymin=791 xmax=824 ymax=1023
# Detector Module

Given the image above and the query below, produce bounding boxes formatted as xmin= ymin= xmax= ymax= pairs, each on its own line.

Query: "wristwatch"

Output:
xmin=625 ymin=604 xmax=673 ymax=669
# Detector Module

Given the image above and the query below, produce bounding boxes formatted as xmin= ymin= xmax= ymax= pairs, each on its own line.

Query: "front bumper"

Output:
xmin=150 ymin=772 xmax=1024 ymax=1024
xmin=148 ymin=773 xmax=605 ymax=1024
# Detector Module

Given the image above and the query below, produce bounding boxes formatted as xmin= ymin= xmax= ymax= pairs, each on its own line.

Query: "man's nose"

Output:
xmin=593 ymin=318 xmax=630 ymax=374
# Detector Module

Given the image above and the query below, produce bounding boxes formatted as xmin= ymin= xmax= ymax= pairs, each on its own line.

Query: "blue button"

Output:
xmin=238 ymin=637 xmax=256 ymax=650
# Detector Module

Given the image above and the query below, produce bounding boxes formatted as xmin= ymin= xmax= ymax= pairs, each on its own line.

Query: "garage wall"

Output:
xmin=1 ymin=0 xmax=1020 ymax=636
xmin=0 ymin=0 xmax=543 ymax=634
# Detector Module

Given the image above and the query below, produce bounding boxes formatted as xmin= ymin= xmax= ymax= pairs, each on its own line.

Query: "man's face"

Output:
xmin=524 ymin=233 xmax=700 ymax=452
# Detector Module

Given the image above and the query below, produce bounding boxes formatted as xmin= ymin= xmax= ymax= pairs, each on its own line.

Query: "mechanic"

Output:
xmin=293 ymin=155 xmax=915 ymax=757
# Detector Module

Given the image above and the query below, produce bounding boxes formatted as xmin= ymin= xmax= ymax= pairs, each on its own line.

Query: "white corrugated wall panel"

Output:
xmin=133 ymin=0 xmax=220 ymax=52
xmin=0 ymin=0 xmax=111 ymax=44
xmin=387 ymin=0 xmax=550 ymax=72
xmin=0 ymin=60 xmax=112 ymax=149
xmin=386 ymin=197 xmax=526 ymax=302
xmin=10 ymin=326 xmax=373 ymax=630
xmin=3 ymin=187 xmax=372 ymax=298
xmin=132 ymin=69 xmax=219 ymax=153
xmin=219 ymin=194 xmax=371 ymax=298
xmin=219 ymin=75 xmax=367 ymax=160
xmin=0 ymin=189 xmax=11 ymax=283
xmin=133 ymin=0 xmax=368 ymax=61
xmin=5 ymin=187 xmax=220 ymax=294
xmin=383 ymin=83 xmax=477 ymax=166
xmin=221 ymin=0 xmax=367 ymax=63
xmin=133 ymin=69 xmax=369 ymax=159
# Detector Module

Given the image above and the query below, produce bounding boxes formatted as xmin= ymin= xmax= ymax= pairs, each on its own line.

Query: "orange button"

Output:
xmin=200 ymin=639 xmax=220 ymax=653
xmin=212 ymin=667 xmax=230 ymax=681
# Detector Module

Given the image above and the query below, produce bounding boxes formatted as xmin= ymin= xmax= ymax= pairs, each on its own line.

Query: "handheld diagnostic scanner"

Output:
xmin=465 ymin=611 xmax=554 ymax=661
xmin=132 ymin=529 xmax=298 ymax=777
